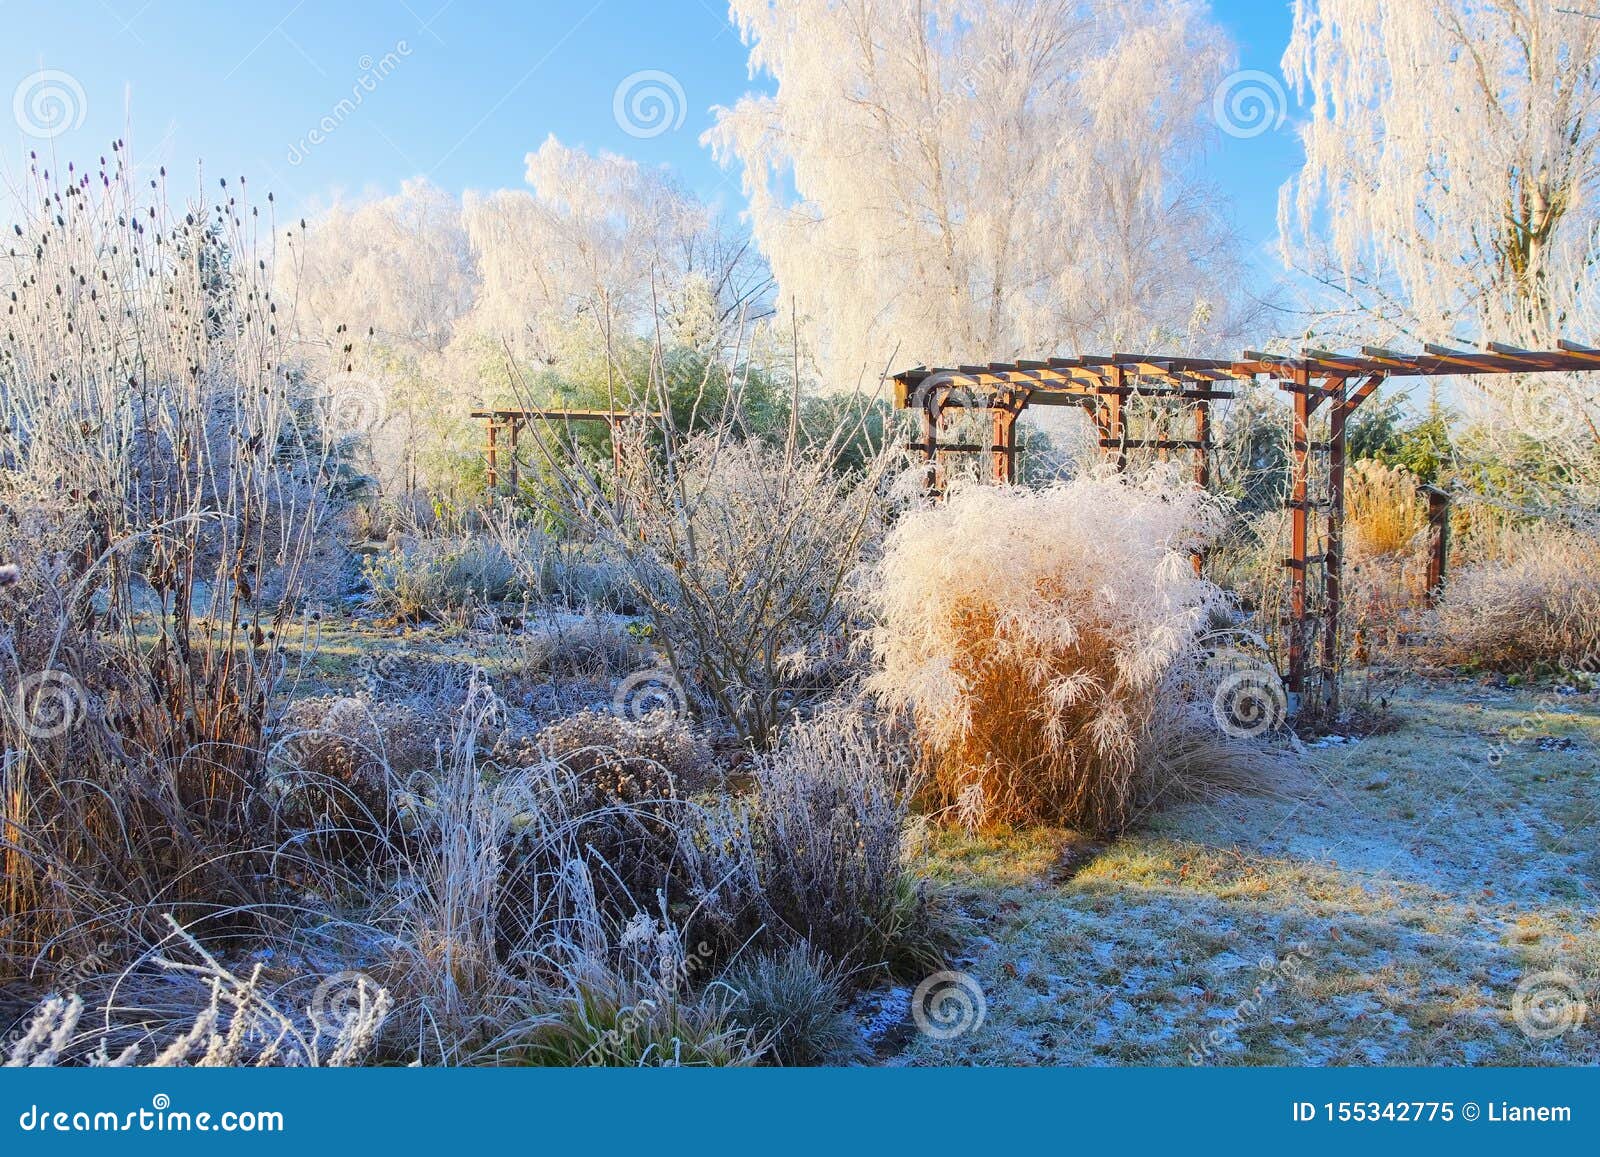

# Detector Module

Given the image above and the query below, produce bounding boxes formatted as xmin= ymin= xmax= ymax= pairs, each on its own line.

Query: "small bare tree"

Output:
xmin=507 ymin=335 xmax=893 ymax=747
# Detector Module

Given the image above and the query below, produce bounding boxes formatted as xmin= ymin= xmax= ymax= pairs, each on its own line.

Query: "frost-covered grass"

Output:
xmin=871 ymin=469 xmax=1264 ymax=834
xmin=276 ymin=626 xmax=1600 ymax=1067
xmin=890 ymin=676 xmax=1600 ymax=1066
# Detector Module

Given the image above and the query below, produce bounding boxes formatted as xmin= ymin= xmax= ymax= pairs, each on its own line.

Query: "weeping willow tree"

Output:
xmin=1280 ymin=0 xmax=1600 ymax=494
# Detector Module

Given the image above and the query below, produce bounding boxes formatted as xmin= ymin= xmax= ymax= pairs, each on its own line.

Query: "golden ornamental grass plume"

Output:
xmin=871 ymin=466 xmax=1230 ymax=833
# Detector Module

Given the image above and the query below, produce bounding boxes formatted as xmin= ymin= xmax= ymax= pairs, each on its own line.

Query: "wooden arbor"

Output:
xmin=892 ymin=342 xmax=1600 ymax=719
xmin=470 ymin=408 xmax=663 ymax=489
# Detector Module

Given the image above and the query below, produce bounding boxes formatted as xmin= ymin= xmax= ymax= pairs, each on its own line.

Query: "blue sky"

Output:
xmin=1 ymin=0 xmax=1303 ymax=268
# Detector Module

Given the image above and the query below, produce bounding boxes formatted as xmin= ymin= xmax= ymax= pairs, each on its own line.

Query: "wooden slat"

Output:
xmin=1097 ymin=439 xmax=1215 ymax=450
xmin=471 ymin=408 xmax=663 ymax=421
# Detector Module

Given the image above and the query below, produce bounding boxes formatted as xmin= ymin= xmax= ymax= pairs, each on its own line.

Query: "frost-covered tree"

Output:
xmin=706 ymin=0 xmax=1237 ymax=388
xmin=463 ymin=137 xmax=767 ymax=364
xmin=289 ymin=178 xmax=476 ymax=352
xmin=285 ymin=179 xmax=480 ymax=495
xmin=1281 ymin=0 xmax=1600 ymax=485
xmin=1281 ymin=0 xmax=1600 ymax=347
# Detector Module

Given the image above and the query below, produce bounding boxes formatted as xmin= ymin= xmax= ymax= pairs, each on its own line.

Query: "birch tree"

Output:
xmin=1281 ymin=0 xmax=1600 ymax=347
xmin=289 ymin=178 xmax=477 ymax=352
xmin=462 ymin=136 xmax=768 ymax=364
xmin=286 ymin=179 xmax=479 ymax=494
xmin=1280 ymin=0 xmax=1600 ymax=477
xmin=706 ymin=0 xmax=1237 ymax=389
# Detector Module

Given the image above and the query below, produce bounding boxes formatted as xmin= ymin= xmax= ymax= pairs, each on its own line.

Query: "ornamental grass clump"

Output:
xmin=1435 ymin=524 xmax=1600 ymax=671
xmin=871 ymin=467 xmax=1230 ymax=833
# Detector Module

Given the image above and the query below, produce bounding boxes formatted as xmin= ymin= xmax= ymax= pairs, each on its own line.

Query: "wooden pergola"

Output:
xmin=471 ymin=407 xmax=663 ymax=489
xmin=892 ymin=342 xmax=1600 ymax=719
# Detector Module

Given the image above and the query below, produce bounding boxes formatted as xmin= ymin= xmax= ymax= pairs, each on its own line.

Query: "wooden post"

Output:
xmin=1419 ymin=484 xmax=1451 ymax=604
xmin=1106 ymin=368 xmax=1127 ymax=472
xmin=991 ymin=397 xmax=1019 ymax=484
xmin=486 ymin=419 xmax=499 ymax=491
xmin=1322 ymin=379 xmax=1348 ymax=716
xmin=507 ymin=417 xmax=521 ymax=490
xmin=921 ymin=394 xmax=942 ymax=496
xmin=1286 ymin=373 xmax=1312 ymax=713
xmin=1191 ymin=398 xmax=1212 ymax=577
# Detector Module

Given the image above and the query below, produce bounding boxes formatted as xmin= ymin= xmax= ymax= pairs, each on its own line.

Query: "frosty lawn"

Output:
xmin=892 ymin=678 xmax=1599 ymax=1066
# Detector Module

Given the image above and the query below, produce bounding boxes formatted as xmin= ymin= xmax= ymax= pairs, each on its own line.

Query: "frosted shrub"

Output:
xmin=363 ymin=534 xmax=529 ymax=621
xmin=274 ymin=695 xmax=447 ymax=842
xmin=537 ymin=708 xmax=713 ymax=796
xmin=1435 ymin=526 xmax=1600 ymax=671
xmin=570 ymin=430 xmax=889 ymax=745
xmin=871 ymin=467 xmax=1229 ymax=833
xmin=676 ymin=708 xmax=946 ymax=977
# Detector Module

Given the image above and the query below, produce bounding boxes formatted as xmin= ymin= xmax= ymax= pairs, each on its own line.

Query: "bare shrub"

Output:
xmin=871 ymin=468 xmax=1234 ymax=833
xmin=553 ymin=424 xmax=891 ymax=745
xmin=1434 ymin=525 xmax=1600 ymax=670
